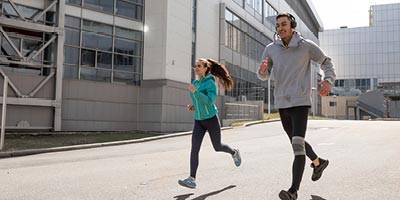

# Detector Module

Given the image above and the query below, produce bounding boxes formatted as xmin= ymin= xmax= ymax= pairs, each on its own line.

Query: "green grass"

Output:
xmin=372 ymin=118 xmax=400 ymax=121
xmin=2 ymin=131 xmax=161 ymax=151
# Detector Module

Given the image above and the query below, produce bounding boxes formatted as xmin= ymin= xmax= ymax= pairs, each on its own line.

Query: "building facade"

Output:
xmin=319 ymin=3 xmax=400 ymax=119
xmin=0 ymin=0 xmax=323 ymax=132
xmin=320 ymin=3 xmax=400 ymax=96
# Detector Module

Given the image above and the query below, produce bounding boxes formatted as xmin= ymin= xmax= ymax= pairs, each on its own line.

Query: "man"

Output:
xmin=258 ymin=13 xmax=336 ymax=200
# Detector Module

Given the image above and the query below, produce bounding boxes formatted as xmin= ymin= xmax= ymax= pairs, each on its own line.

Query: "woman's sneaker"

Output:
xmin=279 ymin=190 xmax=298 ymax=200
xmin=232 ymin=149 xmax=242 ymax=167
xmin=311 ymin=158 xmax=329 ymax=181
xmin=178 ymin=177 xmax=196 ymax=189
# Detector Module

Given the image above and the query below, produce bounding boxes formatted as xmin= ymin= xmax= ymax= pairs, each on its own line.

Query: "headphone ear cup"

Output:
xmin=291 ymin=21 xmax=297 ymax=28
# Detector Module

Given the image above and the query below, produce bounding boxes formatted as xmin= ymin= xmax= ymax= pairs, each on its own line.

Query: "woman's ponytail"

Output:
xmin=206 ymin=59 xmax=234 ymax=90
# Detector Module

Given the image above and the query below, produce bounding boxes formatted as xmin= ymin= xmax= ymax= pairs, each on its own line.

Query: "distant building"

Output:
xmin=320 ymin=3 xmax=400 ymax=119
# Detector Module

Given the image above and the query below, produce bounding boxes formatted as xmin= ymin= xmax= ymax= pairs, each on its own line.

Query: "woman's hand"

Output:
xmin=259 ymin=57 xmax=269 ymax=74
xmin=317 ymin=80 xmax=332 ymax=96
xmin=188 ymin=84 xmax=196 ymax=92
xmin=187 ymin=104 xmax=194 ymax=112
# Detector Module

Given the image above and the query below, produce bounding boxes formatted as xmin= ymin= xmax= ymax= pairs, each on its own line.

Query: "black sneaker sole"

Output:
xmin=279 ymin=190 xmax=297 ymax=200
xmin=312 ymin=160 xmax=329 ymax=181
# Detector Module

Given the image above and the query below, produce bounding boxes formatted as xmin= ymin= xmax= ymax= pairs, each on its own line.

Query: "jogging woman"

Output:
xmin=178 ymin=58 xmax=242 ymax=189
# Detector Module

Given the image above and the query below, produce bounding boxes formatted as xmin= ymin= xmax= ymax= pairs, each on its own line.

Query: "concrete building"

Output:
xmin=0 ymin=0 xmax=323 ymax=132
xmin=320 ymin=3 xmax=400 ymax=119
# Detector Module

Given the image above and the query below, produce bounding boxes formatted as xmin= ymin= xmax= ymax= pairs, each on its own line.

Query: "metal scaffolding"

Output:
xmin=0 ymin=0 xmax=64 ymax=131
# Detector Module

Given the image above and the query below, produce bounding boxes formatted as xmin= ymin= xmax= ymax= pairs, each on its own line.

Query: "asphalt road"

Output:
xmin=0 ymin=120 xmax=399 ymax=200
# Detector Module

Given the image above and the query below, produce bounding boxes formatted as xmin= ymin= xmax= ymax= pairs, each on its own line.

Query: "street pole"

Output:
xmin=268 ymin=78 xmax=270 ymax=119
xmin=1 ymin=76 xmax=8 ymax=150
xmin=311 ymin=87 xmax=316 ymax=117
xmin=333 ymin=95 xmax=337 ymax=119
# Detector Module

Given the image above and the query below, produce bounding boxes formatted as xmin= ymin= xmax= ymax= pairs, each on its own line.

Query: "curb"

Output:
xmin=242 ymin=119 xmax=280 ymax=127
xmin=0 ymin=127 xmax=233 ymax=158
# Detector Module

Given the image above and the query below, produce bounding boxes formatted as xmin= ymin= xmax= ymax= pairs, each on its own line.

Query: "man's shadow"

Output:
xmin=173 ymin=185 xmax=236 ymax=200
xmin=310 ymin=195 xmax=327 ymax=200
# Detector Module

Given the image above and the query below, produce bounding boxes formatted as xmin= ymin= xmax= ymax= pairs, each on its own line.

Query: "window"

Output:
xmin=264 ymin=1 xmax=278 ymax=25
xmin=66 ymin=0 xmax=82 ymax=6
xmin=65 ymin=28 xmax=80 ymax=46
xmin=114 ymin=39 xmax=141 ymax=56
xmin=116 ymin=0 xmax=143 ymax=20
xmin=64 ymin=46 xmax=80 ymax=65
xmin=84 ymin=0 xmax=114 ymax=13
xmin=67 ymin=0 xmax=143 ymax=21
xmin=63 ymin=16 xmax=143 ymax=85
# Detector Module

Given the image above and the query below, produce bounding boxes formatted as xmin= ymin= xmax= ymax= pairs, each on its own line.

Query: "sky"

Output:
xmin=310 ymin=0 xmax=400 ymax=30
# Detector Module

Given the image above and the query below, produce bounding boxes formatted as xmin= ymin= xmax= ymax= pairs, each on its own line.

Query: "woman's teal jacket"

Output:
xmin=189 ymin=74 xmax=218 ymax=120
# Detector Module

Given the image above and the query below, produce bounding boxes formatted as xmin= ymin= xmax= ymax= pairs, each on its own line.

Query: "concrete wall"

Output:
xmin=321 ymin=96 xmax=359 ymax=119
xmin=62 ymin=79 xmax=193 ymax=132
xmin=143 ymin=0 xmax=192 ymax=83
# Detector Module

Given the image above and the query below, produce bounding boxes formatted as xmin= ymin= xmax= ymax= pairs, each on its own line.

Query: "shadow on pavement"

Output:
xmin=310 ymin=195 xmax=327 ymax=200
xmin=173 ymin=185 xmax=236 ymax=200
xmin=173 ymin=193 xmax=195 ymax=200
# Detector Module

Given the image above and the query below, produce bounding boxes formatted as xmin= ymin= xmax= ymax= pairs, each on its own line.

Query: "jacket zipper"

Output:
xmin=193 ymin=77 xmax=203 ymax=119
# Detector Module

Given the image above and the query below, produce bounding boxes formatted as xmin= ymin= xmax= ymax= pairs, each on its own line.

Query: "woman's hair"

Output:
xmin=197 ymin=58 xmax=234 ymax=90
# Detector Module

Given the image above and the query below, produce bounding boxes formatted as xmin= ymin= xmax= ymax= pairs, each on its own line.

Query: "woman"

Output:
xmin=258 ymin=13 xmax=334 ymax=200
xmin=178 ymin=58 xmax=242 ymax=189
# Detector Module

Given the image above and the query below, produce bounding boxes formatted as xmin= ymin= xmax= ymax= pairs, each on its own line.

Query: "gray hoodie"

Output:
xmin=257 ymin=32 xmax=336 ymax=109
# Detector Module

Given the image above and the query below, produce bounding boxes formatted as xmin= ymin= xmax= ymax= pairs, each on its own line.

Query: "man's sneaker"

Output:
xmin=178 ymin=177 xmax=196 ymax=189
xmin=311 ymin=158 xmax=329 ymax=181
xmin=279 ymin=190 xmax=298 ymax=200
xmin=232 ymin=149 xmax=242 ymax=167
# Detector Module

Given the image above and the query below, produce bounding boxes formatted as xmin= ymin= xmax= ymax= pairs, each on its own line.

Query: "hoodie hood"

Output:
xmin=274 ymin=31 xmax=304 ymax=48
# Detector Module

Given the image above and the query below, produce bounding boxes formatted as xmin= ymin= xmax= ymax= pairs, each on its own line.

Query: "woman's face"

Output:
xmin=276 ymin=16 xmax=293 ymax=40
xmin=194 ymin=60 xmax=208 ymax=77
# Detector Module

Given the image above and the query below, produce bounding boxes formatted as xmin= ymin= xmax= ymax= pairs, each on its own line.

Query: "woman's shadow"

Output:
xmin=173 ymin=185 xmax=236 ymax=200
xmin=310 ymin=195 xmax=327 ymax=200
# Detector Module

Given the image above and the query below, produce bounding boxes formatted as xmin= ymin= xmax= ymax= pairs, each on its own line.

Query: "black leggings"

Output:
xmin=190 ymin=115 xmax=235 ymax=178
xmin=279 ymin=106 xmax=318 ymax=192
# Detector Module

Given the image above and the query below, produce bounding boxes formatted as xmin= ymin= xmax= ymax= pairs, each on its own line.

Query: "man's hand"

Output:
xmin=259 ymin=57 xmax=269 ymax=74
xmin=317 ymin=80 xmax=332 ymax=96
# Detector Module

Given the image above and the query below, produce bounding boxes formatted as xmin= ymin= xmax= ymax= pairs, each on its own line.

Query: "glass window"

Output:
xmin=114 ymin=54 xmax=141 ymax=73
xmin=64 ymin=46 xmax=80 ymax=64
xmin=65 ymin=28 xmax=80 ymax=46
xmin=114 ymin=72 xmax=140 ymax=85
xmin=66 ymin=0 xmax=82 ymax=6
xmin=114 ymin=38 xmax=141 ymax=56
xmin=64 ymin=65 xmax=78 ymax=79
xmin=81 ymin=49 xmax=96 ymax=67
xmin=125 ymin=0 xmax=143 ymax=4
xmin=81 ymin=67 xmax=111 ymax=82
xmin=82 ymin=20 xmax=112 ymax=35
xmin=97 ymin=51 xmax=112 ymax=69
xmin=115 ymin=27 xmax=142 ymax=41
xmin=225 ymin=10 xmax=233 ymax=22
xmin=255 ymin=0 xmax=262 ymax=15
xmin=116 ymin=0 xmax=143 ymax=20
xmin=65 ymin=16 xmax=81 ymax=28
xmin=83 ymin=0 xmax=114 ymax=13
xmin=82 ymin=31 xmax=112 ymax=51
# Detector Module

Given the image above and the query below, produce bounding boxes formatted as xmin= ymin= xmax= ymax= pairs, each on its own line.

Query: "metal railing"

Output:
xmin=224 ymin=102 xmax=262 ymax=120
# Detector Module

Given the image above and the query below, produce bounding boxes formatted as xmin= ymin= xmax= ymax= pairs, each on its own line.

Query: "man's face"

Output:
xmin=276 ymin=16 xmax=293 ymax=40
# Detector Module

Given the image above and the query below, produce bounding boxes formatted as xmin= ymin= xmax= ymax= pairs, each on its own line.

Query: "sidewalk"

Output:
xmin=0 ymin=119 xmax=280 ymax=158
